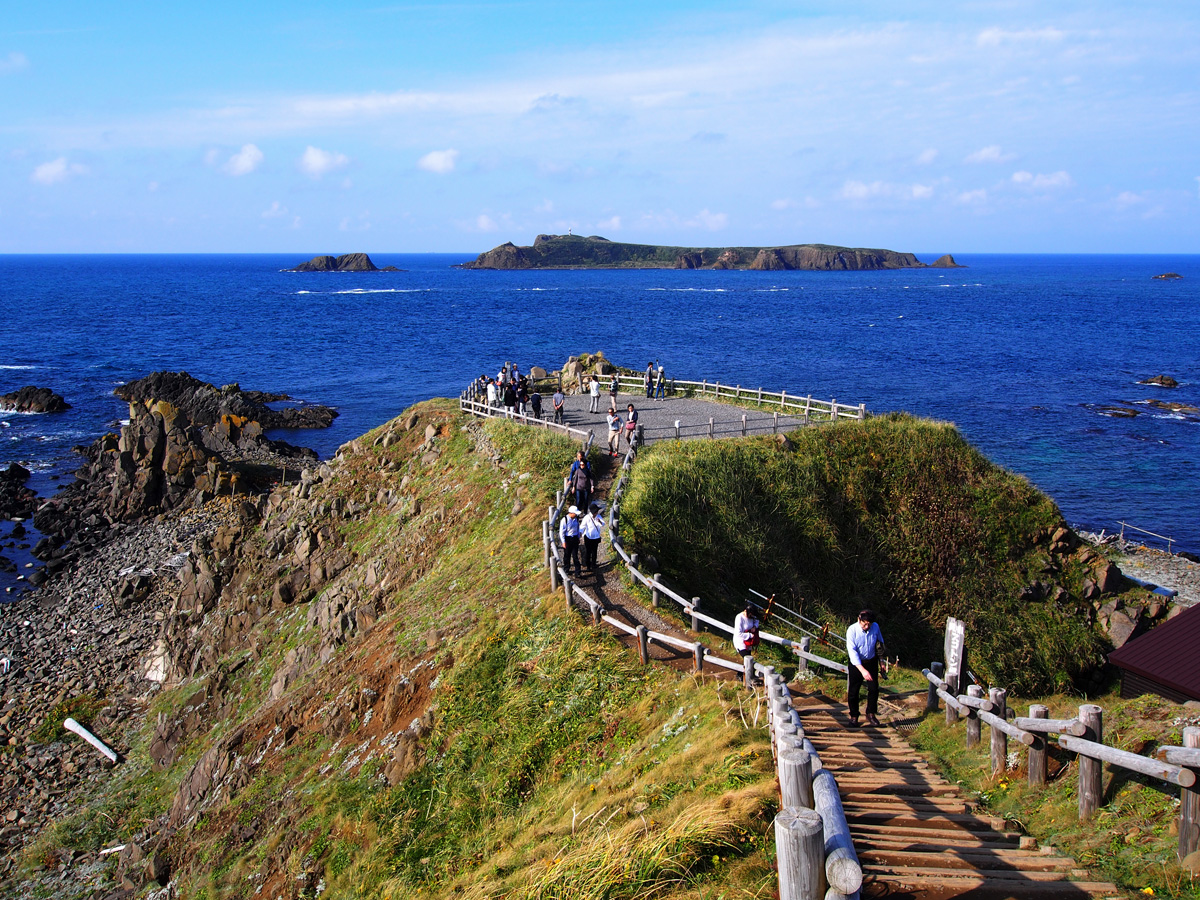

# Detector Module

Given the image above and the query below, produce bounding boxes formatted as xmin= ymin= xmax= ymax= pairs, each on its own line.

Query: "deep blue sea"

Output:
xmin=2 ymin=253 xmax=1197 ymax=594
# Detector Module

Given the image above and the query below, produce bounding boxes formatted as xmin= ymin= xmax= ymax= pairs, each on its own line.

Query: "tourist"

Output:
xmin=530 ymin=390 xmax=543 ymax=420
xmin=552 ymin=387 xmax=565 ymax=424
xmin=516 ymin=381 xmax=529 ymax=417
xmin=609 ymin=372 xmax=620 ymax=408
xmin=503 ymin=381 xmax=517 ymax=415
xmin=733 ymin=602 xmax=761 ymax=657
xmin=644 ymin=362 xmax=654 ymax=399
xmin=559 ymin=505 xmax=583 ymax=578
xmin=588 ymin=376 xmax=601 ymax=413
xmin=624 ymin=403 xmax=639 ymax=450
xmin=581 ymin=501 xmax=605 ymax=575
xmin=846 ymin=610 xmax=886 ymax=728
xmin=654 ymin=363 xmax=666 ymax=401
xmin=568 ymin=449 xmax=592 ymax=510
xmin=486 ymin=378 xmax=498 ymax=409
xmin=606 ymin=407 xmax=622 ymax=457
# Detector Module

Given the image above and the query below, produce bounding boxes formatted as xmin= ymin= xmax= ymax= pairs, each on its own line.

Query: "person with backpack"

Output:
xmin=568 ymin=449 xmax=592 ymax=511
xmin=654 ymin=363 xmax=666 ymax=401
xmin=733 ymin=602 xmax=761 ymax=658
xmin=609 ymin=372 xmax=620 ymax=408
xmin=559 ymin=505 xmax=583 ymax=579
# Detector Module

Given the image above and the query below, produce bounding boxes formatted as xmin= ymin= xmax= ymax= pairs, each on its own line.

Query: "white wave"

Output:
xmin=331 ymin=288 xmax=425 ymax=295
xmin=0 ymin=365 xmax=37 ymax=370
xmin=645 ymin=288 xmax=727 ymax=293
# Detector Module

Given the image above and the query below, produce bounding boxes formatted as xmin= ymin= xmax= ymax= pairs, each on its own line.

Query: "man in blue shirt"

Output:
xmin=846 ymin=609 xmax=885 ymax=728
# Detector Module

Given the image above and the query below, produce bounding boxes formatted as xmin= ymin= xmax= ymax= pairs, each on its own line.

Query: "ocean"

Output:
xmin=2 ymin=252 xmax=1197 ymax=594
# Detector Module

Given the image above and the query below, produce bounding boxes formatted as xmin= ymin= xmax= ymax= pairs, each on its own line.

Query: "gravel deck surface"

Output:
xmin=1112 ymin=547 xmax=1200 ymax=608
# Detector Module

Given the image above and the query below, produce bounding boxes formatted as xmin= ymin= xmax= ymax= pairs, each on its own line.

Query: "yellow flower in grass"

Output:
xmin=1141 ymin=888 xmax=1155 ymax=896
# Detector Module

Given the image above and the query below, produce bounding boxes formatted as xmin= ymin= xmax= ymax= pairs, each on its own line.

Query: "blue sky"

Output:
xmin=2 ymin=1 xmax=1198 ymax=253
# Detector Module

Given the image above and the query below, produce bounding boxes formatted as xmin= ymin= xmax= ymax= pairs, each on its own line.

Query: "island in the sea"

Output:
xmin=289 ymin=252 xmax=402 ymax=272
xmin=462 ymin=233 xmax=962 ymax=270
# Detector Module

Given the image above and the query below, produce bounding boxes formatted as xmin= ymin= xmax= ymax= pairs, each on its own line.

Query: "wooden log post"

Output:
xmin=776 ymin=720 xmax=799 ymax=760
xmin=636 ymin=625 xmax=649 ymax=665
xmin=1027 ymin=704 xmax=1049 ymax=788
xmin=674 ymin=420 xmax=681 ymax=440
xmin=1078 ymin=704 xmax=1103 ymax=820
xmin=743 ymin=654 xmax=755 ymax=690
xmin=773 ymin=411 xmax=779 ymax=434
xmin=542 ymin=520 xmax=550 ymax=569
xmin=812 ymin=769 xmax=863 ymax=895
xmin=549 ymin=558 xmax=559 ymax=591
xmin=927 ymin=661 xmax=943 ymax=712
xmin=965 ymin=684 xmax=983 ymax=749
xmin=741 ymin=414 xmax=748 ymax=436
xmin=774 ymin=807 xmax=826 ymax=900
xmin=780 ymin=748 xmax=815 ymax=810
xmin=798 ymin=637 xmax=811 ymax=674
xmin=708 ymin=417 xmax=715 ymax=438
xmin=650 ymin=573 xmax=661 ymax=609
xmin=1181 ymin=726 xmax=1200 ymax=862
xmin=989 ymin=688 xmax=1008 ymax=778
xmin=691 ymin=597 xmax=702 ymax=633
xmin=693 ymin=642 xmax=706 ymax=674
xmin=563 ymin=575 xmax=573 ymax=612
xmin=780 ymin=389 xmax=786 ymax=409
xmin=591 ymin=601 xmax=603 ymax=626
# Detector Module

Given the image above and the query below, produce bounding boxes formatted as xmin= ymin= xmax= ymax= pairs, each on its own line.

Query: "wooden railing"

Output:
xmin=538 ymin=437 xmax=854 ymax=899
xmin=922 ymin=664 xmax=1199 ymax=864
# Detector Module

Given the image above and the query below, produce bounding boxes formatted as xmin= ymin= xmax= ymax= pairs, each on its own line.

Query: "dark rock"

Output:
xmin=0 ymin=386 xmax=70 ymax=413
xmin=1139 ymin=374 xmax=1178 ymax=388
xmin=290 ymin=253 xmax=379 ymax=272
xmin=114 ymin=372 xmax=336 ymax=431
xmin=0 ymin=463 xmax=37 ymax=520
xmin=930 ymin=254 xmax=965 ymax=268
xmin=1152 ymin=272 xmax=1183 ymax=280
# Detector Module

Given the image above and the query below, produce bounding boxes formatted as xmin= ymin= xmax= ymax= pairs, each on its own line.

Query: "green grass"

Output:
xmin=617 ymin=413 xmax=1109 ymax=694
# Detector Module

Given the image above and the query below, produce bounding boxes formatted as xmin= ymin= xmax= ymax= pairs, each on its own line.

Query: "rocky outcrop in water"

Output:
xmin=0 ymin=386 xmax=69 ymax=413
xmin=115 ymin=371 xmax=337 ymax=430
xmin=930 ymin=254 xmax=965 ymax=268
xmin=1139 ymin=375 xmax=1178 ymax=388
xmin=0 ymin=464 xmax=36 ymax=521
xmin=289 ymin=253 xmax=399 ymax=272
xmin=463 ymin=234 xmax=927 ymax=270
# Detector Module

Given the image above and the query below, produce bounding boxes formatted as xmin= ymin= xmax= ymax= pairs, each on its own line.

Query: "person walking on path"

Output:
xmin=609 ymin=372 xmax=620 ymax=408
xmin=503 ymin=382 xmax=517 ymax=415
xmin=606 ymin=407 xmax=622 ymax=457
xmin=559 ymin=505 xmax=583 ymax=578
xmin=733 ymin=602 xmax=761 ymax=657
xmin=568 ymin=449 xmax=592 ymax=511
xmin=552 ymin=387 xmax=565 ymax=424
xmin=623 ymin=403 xmax=639 ymax=450
xmin=654 ymin=363 xmax=666 ymax=401
xmin=581 ymin=501 xmax=605 ymax=575
xmin=530 ymin=390 xmax=543 ymax=420
xmin=644 ymin=362 xmax=654 ymax=399
xmin=486 ymin=378 xmax=498 ymax=409
xmin=588 ymin=376 xmax=601 ymax=413
xmin=846 ymin=609 xmax=886 ymax=728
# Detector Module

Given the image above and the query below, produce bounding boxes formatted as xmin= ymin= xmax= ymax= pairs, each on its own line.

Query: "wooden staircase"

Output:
xmin=796 ymin=698 xmax=1123 ymax=899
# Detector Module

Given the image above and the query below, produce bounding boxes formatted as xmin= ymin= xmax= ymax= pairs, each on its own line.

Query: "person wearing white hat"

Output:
xmin=559 ymin=505 xmax=583 ymax=578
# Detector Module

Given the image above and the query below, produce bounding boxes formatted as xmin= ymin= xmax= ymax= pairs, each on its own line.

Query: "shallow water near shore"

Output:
xmin=1 ymin=252 xmax=1198 ymax=595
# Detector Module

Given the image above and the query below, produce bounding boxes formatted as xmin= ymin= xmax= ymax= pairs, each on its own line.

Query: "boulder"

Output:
xmin=0 ymin=386 xmax=69 ymax=413
xmin=1105 ymin=609 xmax=1141 ymax=648
xmin=1138 ymin=374 xmax=1178 ymax=388
xmin=1094 ymin=561 xmax=1125 ymax=594
xmin=0 ymin=463 xmax=37 ymax=520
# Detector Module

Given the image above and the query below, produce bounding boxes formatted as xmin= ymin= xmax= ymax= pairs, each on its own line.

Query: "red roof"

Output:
xmin=1108 ymin=604 xmax=1200 ymax=701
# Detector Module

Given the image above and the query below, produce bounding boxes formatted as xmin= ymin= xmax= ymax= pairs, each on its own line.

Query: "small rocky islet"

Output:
xmin=288 ymin=252 xmax=402 ymax=272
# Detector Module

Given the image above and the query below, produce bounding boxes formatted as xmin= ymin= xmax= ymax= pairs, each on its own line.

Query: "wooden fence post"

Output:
xmin=743 ymin=654 xmax=755 ymax=689
xmin=650 ymin=573 xmax=661 ymax=608
xmin=926 ymin=661 xmax=943 ymax=711
xmin=550 ymin=558 xmax=559 ymax=591
xmin=989 ymin=688 xmax=1008 ymax=777
xmin=542 ymin=520 xmax=550 ymax=569
xmin=693 ymin=642 xmax=706 ymax=674
xmin=773 ymin=412 xmax=779 ymax=434
xmin=708 ymin=417 xmax=714 ymax=438
xmin=1181 ymin=726 xmax=1200 ymax=861
xmin=780 ymin=749 xmax=815 ymax=810
xmin=775 ymin=808 xmax=826 ymax=900
xmin=1028 ymin=704 xmax=1048 ymax=788
xmin=691 ymin=597 xmax=702 ymax=632
xmin=741 ymin=414 xmax=747 ymax=436
xmin=965 ymin=684 xmax=983 ymax=748
xmin=636 ymin=625 xmax=649 ymax=665
xmin=1078 ymin=704 xmax=1103 ymax=820
xmin=798 ymin=637 xmax=811 ymax=673
xmin=780 ymin=389 xmax=786 ymax=409
xmin=674 ymin=420 xmax=681 ymax=440
xmin=591 ymin=602 xmax=603 ymax=626
xmin=563 ymin=575 xmax=573 ymax=611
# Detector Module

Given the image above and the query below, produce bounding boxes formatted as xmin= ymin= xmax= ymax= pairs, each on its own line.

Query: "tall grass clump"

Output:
xmin=619 ymin=413 xmax=1105 ymax=692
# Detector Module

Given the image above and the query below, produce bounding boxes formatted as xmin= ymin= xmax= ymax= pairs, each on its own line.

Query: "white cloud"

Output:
xmin=597 ymin=215 xmax=621 ymax=231
xmin=841 ymin=181 xmax=932 ymax=201
xmin=203 ymin=148 xmax=221 ymax=167
xmin=223 ymin=143 xmax=263 ymax=176
xmin=476 ymin=213 xmax=499 ymax=232
xmin=966 ymin=145 xmax=1015 ymax=164
xmin=0 ymin=51 xmax=29 ymax=74
xmin=956 ymin=188 xmax=988 ymax=205
xmin=841 ymin=180 xmax=886 ymax=200
xmin=688 ymin=209 xmax=727 ymax=230
xmin=30 ymin=156 xmax=88 ymax=185
xmin=418 ymin=148 xmax=459 ymax=174
xmin=911 ymin=183 xmax=934 ymax=199
xmin=262 ymin=201 xmax=288 ymax=218
xmin=298 ymin=145 xmax=349 ymax=178
xmin=916 ymin=148 xmax=938 ymax=165
xmin=977 ymin=27 xmax=1065 ymax=47
xmin=771 ymin=198 xmax=795 ymax=210
xmin=1013 ymin=170 xmax=1072 ymax=189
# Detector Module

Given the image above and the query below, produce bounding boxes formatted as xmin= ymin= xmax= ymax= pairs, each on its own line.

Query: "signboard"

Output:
xmin=944 ymin=617 xmax=966 ymax=688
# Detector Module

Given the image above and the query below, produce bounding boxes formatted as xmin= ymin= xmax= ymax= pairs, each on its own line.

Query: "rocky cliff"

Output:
xmin=462 ymin=234 xmax=927 ymax=270
xmin=290 ymin=253 xmax=400 ymax=272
